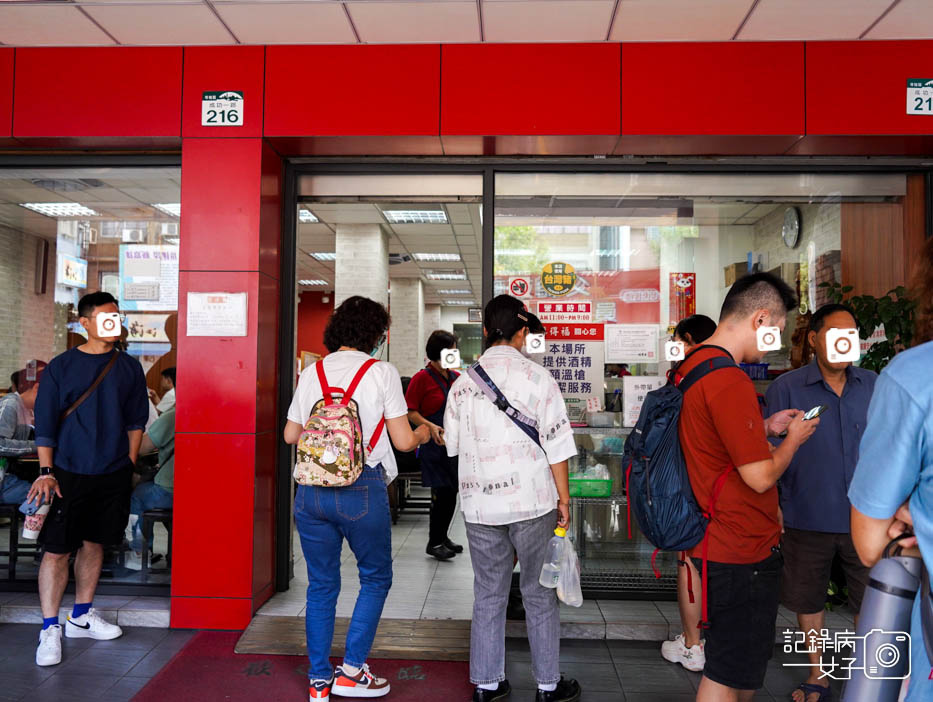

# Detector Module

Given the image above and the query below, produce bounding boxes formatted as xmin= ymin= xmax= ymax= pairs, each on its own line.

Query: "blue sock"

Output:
xmin=72 ymin=602 xmax=92 ymax=619
xmin=42 ymin=617 xmax=58 ymax=630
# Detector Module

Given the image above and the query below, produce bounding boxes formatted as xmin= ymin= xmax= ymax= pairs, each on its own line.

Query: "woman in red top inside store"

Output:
xmin=406 ymin=330 xmax=463 ymax=561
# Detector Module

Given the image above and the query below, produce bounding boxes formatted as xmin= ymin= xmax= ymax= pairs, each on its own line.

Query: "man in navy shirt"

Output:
xmin=765 ymin=303 xmax=877 ymax=702
xmin=28 ymin=292 xmax=149 ymax=667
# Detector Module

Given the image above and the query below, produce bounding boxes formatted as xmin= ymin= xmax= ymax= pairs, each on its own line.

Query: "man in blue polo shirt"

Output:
xmin=765 ymin=303 xmax=877 ymax=702
xmin=28 ymin=292 xmax=149 ymax=668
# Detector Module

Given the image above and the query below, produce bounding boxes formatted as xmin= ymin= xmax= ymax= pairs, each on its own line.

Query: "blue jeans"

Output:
xmin=129 ymin=481 xmax=173 ymax=552
xmin=294 ymin=464 xmax=393 ymax=680
xmin=1 ymin=473 xmax=30 ymax=505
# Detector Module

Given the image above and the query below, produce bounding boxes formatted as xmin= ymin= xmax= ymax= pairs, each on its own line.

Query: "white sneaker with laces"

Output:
xmin=65 ymin=608 xmax=123 ymax=640
xmin=660 ymin=633 xmax=705 ymax=672
xmin=36 ymin=625 xmax=62 ymax=666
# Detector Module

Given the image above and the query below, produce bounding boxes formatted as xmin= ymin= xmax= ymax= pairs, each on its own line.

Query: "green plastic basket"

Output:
xmin=569 ymin=478 xmax=612 ymax=498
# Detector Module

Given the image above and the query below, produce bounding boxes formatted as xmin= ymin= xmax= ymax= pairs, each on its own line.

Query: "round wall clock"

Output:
xmin=782 ymin=207 xmax=801 ymax=249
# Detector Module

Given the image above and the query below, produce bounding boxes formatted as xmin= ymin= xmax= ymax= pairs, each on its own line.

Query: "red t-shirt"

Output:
xmin=678 ymin=347 xmax=778 ymax=564
xmin=405 ymin=367 xmax=458 ymax=419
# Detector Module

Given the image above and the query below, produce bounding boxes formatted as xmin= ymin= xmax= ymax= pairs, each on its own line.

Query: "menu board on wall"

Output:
xmin=623 ymin=376 xmax=666 ymax=427
xmin=541 ymin=323 xmax=604 ymax=422
xmin=605 ymin=324 xmax=660 ymax=364
xmin=119 ymin=245 xmax=179 ymax=311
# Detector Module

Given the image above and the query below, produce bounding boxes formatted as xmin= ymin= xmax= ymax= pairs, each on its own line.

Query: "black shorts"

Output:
xmin=781 ymin=527 xmax=870 ymax=614
xmin=692 ymin=549 xmax=783 ymax=691
xmin=39 ymin=466 xmax=133 ymax=554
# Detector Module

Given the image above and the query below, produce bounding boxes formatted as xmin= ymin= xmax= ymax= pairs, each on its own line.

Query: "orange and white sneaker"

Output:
xmin=332 ymin=663 xmax=391 ymax=698
xmin=309 ymin=675 xmax=333 ymax=702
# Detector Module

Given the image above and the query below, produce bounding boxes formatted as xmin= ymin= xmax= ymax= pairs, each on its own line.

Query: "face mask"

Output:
xmin=371 ymin=332 xmax=387 ymax=358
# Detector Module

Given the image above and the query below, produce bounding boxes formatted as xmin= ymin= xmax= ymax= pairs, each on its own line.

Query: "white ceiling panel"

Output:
xmin=390 ymin=224 xmax=454 ymax=237
xmin=0 ymin=6 xmax=115 ymax=46
xmin=215 ymin=2 xmax=356 ymax=44
xmin=307 ymin=204 xmax=386 ymax=224
xmin=739 ymin=0 xmax=893 ymax=40
xmin=484 ymin=0 xmax=615 ymax=42
xmin=612 ymin=0 xmax=753 ymax=42
xmin=865 ymin=0 xmax=933 ymax=39
xmin=84 ymin=4 xmax=233 ymax=45
xmin=350 ymin=1 xmax=479 ymax=43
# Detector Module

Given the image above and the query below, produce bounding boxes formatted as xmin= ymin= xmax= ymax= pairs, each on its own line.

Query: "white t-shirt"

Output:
xmin=444 ymin=345 xmax=577 ymax=526
xmin=156 ymin=388 xmax=176 ymax=413
xmin=286 ymin=350 xmax=409 ymax=483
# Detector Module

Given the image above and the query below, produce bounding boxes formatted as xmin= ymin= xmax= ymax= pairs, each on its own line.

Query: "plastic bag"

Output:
xmin=556 ymin=537 xmax=583 ymax=607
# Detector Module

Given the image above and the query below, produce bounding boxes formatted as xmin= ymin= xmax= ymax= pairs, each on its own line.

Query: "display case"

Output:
xmin=569 ymin=425 xmax=678 ymax=598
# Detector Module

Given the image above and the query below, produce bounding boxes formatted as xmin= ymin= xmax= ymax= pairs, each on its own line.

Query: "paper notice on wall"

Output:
xmin=120 ymin=245 xmax=179 ymax=311
xmin=605 ymin=324 xmax=660 ymax=364
xmin=623 ymin=376 xmax=666 ymax=428
xmin=595 ymin=302 xmax=617 ymax=323
xmin=187 ymin=292 xmax=248 ymax=337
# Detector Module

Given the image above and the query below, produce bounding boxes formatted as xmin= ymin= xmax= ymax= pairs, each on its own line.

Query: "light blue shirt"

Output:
xmin=848 ymin=341 xmax=933 ymax=701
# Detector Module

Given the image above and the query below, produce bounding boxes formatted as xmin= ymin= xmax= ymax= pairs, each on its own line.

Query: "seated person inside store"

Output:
xmin=148 ymin=367 xmax=175 ymax=415
xmin=678 ymin=273 xmax=818 ymax=702
xmin=0 ymin=363 xmax=47 ymax=504
xmin=765 ymin=303 xmax=876 ymax=702
xmin=125 ymin=405 xmax=175 ymax=570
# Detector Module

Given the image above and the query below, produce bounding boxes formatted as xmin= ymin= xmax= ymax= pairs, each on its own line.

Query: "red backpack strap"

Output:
xmin=315 ymin=361 xmax=333 ymax=405
xmin=681 ymin=551 xmax=696 ymax=605
xmin=625 ymin=460 xmax=634 ymax=539
xmin=367 ymin=417 xmax=386 ymax=454
xmin=698 ymin=465 xmax=734 ymax=630
xmin=342 ymin=358 xmax=379 ymax=406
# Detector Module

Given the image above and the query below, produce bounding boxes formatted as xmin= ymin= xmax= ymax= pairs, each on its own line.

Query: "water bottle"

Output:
xmin=841 ymin=539 xmax=921 ymax=702
xmin=539 ymin=527 xmax=566 ymax=588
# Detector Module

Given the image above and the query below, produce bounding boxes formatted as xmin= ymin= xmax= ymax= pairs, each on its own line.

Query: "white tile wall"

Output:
xmin=389 ymin=278 xmax=425 ymax=378
xmin=334 ymin=224 xmax=389 ymax=308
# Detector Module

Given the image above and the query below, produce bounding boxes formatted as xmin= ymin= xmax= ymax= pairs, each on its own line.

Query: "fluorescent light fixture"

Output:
xmin=310 ymin=252 xmax=337 ymax=261
xmin=412 ymin=252 xmax=461 ymax=262
xmin=383 ymin=209 xmax=448 ymax=224
xmin=496 ymin=248 xmax=534 ymax=256
xmin=298 ymin=279 xmax=327 ymax=286
xmin=151 ymin=203 xmax=180 ymax=217
xmin=445 ymin=300 xmax=475 ymax=306
xmin=426 ymin=271 xmax=467 ymax=280
xmin=20 ymin=202 xmax=99 ymax=218
xmin=438 ymin=289 xmax=471 ymax=295
xmin=299 ymin=209 xmax=319 ymax=223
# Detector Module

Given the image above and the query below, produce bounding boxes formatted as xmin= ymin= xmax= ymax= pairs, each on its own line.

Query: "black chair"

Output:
xmin=140 ymin=508 xmax=173 ymax=582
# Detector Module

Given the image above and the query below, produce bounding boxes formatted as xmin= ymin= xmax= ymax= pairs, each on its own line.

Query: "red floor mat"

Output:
xmin=134 ymin=631 xmax=473 ymax=702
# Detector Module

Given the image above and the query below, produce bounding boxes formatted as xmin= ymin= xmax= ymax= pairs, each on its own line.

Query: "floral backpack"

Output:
xmin=294 ymin=359 xmax=386 ymax=487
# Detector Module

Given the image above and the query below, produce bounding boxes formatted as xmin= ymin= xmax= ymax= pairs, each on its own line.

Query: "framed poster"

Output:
xmin=125 ymin=313 xmax=171 ymax=343
xmin=120 ymin=245 xmax=179 ymax=311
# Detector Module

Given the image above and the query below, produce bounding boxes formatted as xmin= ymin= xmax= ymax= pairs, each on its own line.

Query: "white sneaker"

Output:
xmin=36 ymin=625 xmax=62 ymax=666
xmin=661 ymin=633 xmax=705 ymax=672
xmin=65 ymin=608 xmax=123 ymax=640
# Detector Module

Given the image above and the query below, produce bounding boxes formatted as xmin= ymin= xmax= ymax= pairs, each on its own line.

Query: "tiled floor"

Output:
xmin=260 ymin=508 xmax=858 ymax=644
xmin=0 ymin=623 xmax=193 ymax=702
xmin=0 ymin=593 xmax=170 ymax=628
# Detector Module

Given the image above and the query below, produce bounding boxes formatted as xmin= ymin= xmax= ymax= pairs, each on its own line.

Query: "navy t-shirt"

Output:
xmin=35 ymin=348 xmax=149 ymax=475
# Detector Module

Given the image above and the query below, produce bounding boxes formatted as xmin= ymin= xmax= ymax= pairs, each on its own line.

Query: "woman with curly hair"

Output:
xmin=849 ymin=236 xmax=933 ymax=702
xmin=284 ymin=296 xmax=431 ymax=702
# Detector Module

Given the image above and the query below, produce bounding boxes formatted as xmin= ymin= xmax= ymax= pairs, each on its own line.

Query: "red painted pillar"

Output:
xmin=172 ymin=47 xmax=281 ymax=630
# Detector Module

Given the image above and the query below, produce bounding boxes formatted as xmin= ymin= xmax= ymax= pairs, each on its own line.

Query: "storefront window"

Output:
xmin=0 ymin=166 xmax=181 ymax=587
xmin=494 ymin=171 xmax=906 ymax=594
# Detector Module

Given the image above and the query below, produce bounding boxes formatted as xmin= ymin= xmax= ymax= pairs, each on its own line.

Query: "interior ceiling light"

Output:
xmin=310 ymin=252 xmax=336 ymax=261
xmin=150 ymin=203 xmax=181 ymax=218
xmin=299 ymin=209 xmax=319 ymax=223
xmin=20 ymin=202 xmax=99 ymax=218
xmin=445 ymin=300 xmax=475 ymax=306
xmin=382 ymin=209 xmax=448 ymax=224
xmin=298 ymin=279 xmax=327 ymax=286
xmin=412 ymin=252 xmax=461 ymax=262
xmin=426 ymin=271 xmax=467 ymax=280
xmin=438 ymin=289 xmax=471 ymax=295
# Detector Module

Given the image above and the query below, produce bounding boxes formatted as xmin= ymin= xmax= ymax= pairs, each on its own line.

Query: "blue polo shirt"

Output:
xmin=765 ymin=360 xmax=876 ymax=533
xmin=848 ymin=341 xmax=933 ymax=702
xmin=35 ymin=348 xmax=149 ymax=476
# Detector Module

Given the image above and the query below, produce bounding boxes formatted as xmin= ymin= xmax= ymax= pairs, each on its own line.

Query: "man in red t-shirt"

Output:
xmin=679 ymin=272 xmax=819 ymax=701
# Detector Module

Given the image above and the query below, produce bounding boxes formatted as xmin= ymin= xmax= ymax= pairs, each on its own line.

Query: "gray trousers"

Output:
xmin=466 ymin=510 xmax=561 ymax=686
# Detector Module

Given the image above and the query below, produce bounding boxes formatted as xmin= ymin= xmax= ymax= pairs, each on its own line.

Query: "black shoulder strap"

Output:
xmin=467 ymin=362 xmax=543 ymax=450
xmin=426 ymin=367 xmax=452 ymax=397
xmin=676 ymin=356 xmax=738 ymax=395
xmin=60 ymin=350 xmax=119 ymax=424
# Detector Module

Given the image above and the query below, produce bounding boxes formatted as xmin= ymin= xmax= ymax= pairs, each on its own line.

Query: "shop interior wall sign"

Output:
xmin=541 ymin=323 xmax=604 ymax=422
xmin=120 ymin=244 xmax=179 ymax=312
xmin=605 ymin=324 xmax=659 ymax=364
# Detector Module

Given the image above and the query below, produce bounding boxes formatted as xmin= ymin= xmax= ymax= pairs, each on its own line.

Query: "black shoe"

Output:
xmin=472 ymin=680 xmax=511 ymax=702
xmin=535 ymin=678 xmax=581 ymax=702
xmin=445 ymin=538 xmax=464 ymax=554
xmin=426 ymin=543 xmax=457 ymax=561
xmin=506 ymin=591 xmax=526 ymax=621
